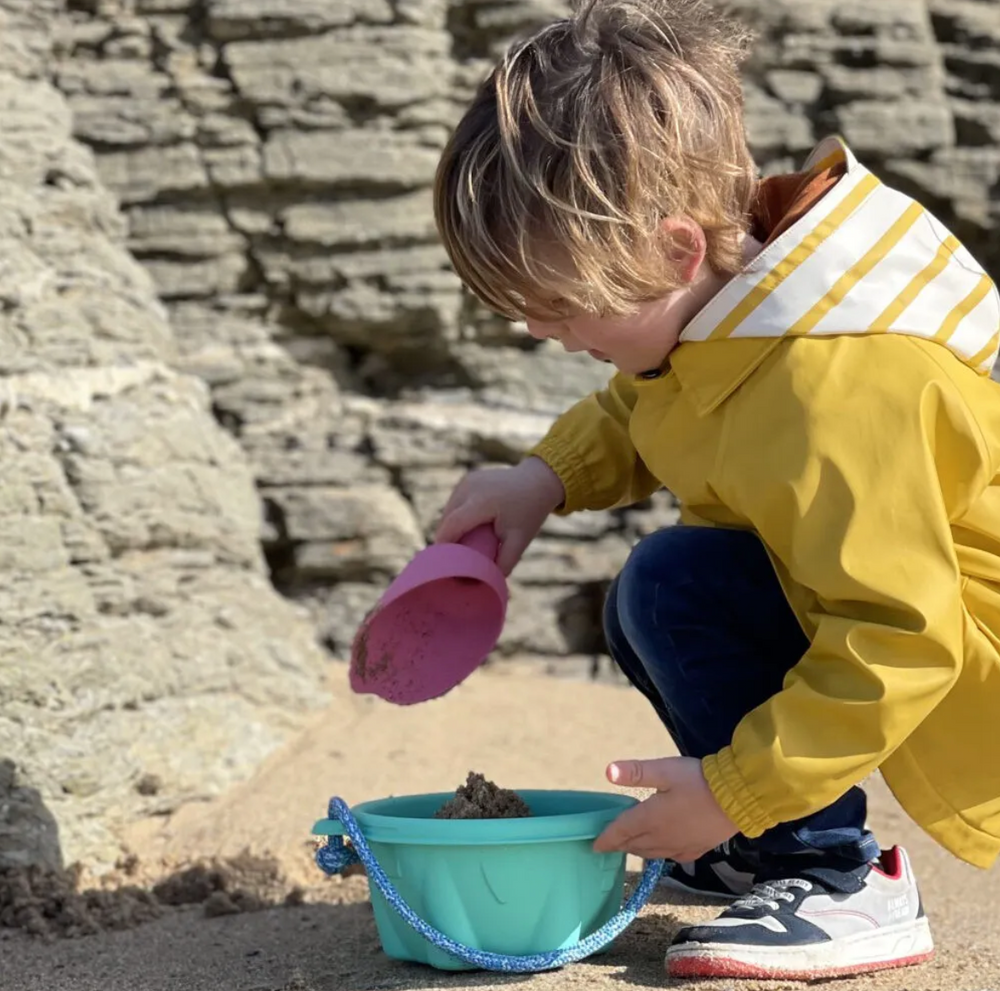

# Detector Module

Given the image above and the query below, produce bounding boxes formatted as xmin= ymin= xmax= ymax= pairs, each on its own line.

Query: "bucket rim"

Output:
xmin=313 ymin=789 xmax=638 ymax=846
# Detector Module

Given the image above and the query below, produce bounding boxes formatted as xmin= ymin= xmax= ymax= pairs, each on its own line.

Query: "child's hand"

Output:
xmin=593 ymin=756 xmax=737 ymax=863
xmin=435 ymin=457 xmax=565 ymax=575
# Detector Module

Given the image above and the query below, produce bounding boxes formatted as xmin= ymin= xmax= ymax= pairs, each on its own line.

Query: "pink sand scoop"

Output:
xmin=349 ymin=525 xmax=508 ymax=705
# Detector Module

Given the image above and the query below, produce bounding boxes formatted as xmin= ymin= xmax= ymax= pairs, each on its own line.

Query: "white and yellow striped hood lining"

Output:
xmin=680 ymin=136 xmax=1000 ymax=377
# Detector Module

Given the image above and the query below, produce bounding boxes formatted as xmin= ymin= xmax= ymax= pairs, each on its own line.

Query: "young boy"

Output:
xmin=432 ymin=0 xmax=1000 ymax=981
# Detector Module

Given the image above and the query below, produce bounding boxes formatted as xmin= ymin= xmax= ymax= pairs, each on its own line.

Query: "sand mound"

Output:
xmin=0 ymin=852 xmax=310 ymax=940
xmin=434 ymin=772 xmax=533 ymax=819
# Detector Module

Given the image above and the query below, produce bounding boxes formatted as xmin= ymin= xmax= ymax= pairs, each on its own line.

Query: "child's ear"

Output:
xmin=658 ymin=217 xmax=707 ymax=285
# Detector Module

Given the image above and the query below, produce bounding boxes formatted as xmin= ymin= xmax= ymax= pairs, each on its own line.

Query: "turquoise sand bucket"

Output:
xmin=313 ymin=789 xmax=664 ymax=972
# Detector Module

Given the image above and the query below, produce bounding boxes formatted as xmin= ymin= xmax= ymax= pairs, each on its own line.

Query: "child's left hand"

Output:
xmin=593 ymin=756 xmax=738 ymax=862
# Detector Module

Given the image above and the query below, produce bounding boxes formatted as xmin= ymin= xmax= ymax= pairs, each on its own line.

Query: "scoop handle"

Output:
xmin=459 ymin=523 xmax=499 ymax=562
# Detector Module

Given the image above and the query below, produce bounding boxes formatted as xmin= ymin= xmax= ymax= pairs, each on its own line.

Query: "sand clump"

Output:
xmin=0 ymin=852 xmax=306 ymax=940
xmin=0 ymin=864 xmax=162 ymax=939
xmin=434 ymin=772 xmax=532 ymax=819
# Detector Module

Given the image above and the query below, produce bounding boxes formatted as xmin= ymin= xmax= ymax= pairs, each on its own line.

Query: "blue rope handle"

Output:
xmin=316 ymin=796 xmax=665 ymax=973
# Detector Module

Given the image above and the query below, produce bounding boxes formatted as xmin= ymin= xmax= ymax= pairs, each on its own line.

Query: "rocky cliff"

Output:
xmin=0 ymin=0 xmax=997 ymax=869
xmin=0 ymin=0 xmax=327 ymax=870
xmin=48 ymin=0 xmax=1000 ymax=670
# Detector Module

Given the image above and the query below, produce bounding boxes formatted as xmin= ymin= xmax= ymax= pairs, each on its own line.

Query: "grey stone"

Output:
xmin=316 ymin=583 xmax=387 ymax=655
xmin=456 ymin=0 xmax=572 ymax=56
xmin=499 ymin=584 xmax=581 ymax=656
xmin=267 ymin=484 xmax=414 ymax=543
xmin=820 ymin=64 xmax=943 ymax=102
xmin=514 ymin=535 xmax=633 ymax=586
xmin=279 ymin=191 xmax=437 ymax=249
xmin=541 ymin=509 xmax=619 ymax=540
xmin=0 ymin=760 xmax=63 ymax=871
xmin=127 ymin=206 xmax=245 ymax=259
xmin=251 ymin=441 xmax=388 ymax=490
xmin=499 ymin=578 xmax=612 ymax=657
xmin=400 ymin=466 xmax=467 ymax=534
xmin=203 ymin=143 xmax=264 ymax=189
xmin=621 ymin=491 xmax=682 ymax=537
xmin=884 ymin=147 xmax=1000 ymax=232
xmin=835 ymin=99 xmax=955 ymax=153
xmin=394 ymin=0 xmax=449 ymax=28
xmin=206 ymin=0 xmax=394 ymax=42
xmin=68 ymin=93 xmax=194 ymax=147
xmin=267 ymin=485 xmax=423 ymax=580
xmin=141 ymin=253 xmax=248 ymax=299
xmin=766 ymin=69 xmax=825 ymax=104
xmin=745 ymin=82 xmax=816 ymax=152
xmin=136 ymin=0 xmax=198 ymax=12
xmin=96 ymin=143 xmax=207 ymax=204
xmin=452 ymin=342 xmax=619 ymax=416
xmin=222 ymin=29 xmax=452 ymax=115
xmin=262 ymin=130 xmax=443 ymax=190
xmin=369 ymin=399 xmax=553 ymax=469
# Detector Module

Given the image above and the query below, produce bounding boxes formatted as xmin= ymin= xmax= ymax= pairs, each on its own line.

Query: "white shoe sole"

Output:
xmin=666 ymin=916 xmax=935 ymax=980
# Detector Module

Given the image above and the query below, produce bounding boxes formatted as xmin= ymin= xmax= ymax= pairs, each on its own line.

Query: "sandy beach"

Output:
xmin=2 ymin=663 xmax=998 ymax=991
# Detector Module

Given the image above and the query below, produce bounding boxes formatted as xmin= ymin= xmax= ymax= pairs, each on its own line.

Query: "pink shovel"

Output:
xmin=349 ymin=525 xmax=508 ymax=705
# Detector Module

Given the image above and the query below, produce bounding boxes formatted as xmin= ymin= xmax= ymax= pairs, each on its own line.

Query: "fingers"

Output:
xmin=592 ymin=805 xmax=650 ymax=854
xmin=495 ymin=530 xmax=529 ymax=576
xmin=435 ymin=502 xmax=493 ymax=546
xmin=607 ymin=757 xmax=677 ymax=790
xmin=593 ymin=801 xmax=692 ymax=860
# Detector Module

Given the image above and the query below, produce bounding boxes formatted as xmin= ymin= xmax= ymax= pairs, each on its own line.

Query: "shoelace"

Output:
xmin=731 ymin=877 xmax=813 ymax=912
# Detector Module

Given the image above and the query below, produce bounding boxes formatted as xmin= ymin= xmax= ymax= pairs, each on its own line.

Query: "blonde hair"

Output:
xmin=434 ymin=0 xmax=757 ymax=322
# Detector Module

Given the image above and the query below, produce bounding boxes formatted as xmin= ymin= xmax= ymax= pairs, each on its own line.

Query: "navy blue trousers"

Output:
xmin=604 ymin=526 xmax=880 ymax=870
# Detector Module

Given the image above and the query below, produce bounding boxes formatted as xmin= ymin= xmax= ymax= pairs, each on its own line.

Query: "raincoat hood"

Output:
xmin=679 ymin=136 xmax=1000 ymax=377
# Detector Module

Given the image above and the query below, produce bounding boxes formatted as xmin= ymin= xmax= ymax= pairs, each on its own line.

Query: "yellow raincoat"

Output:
xmin=530 ymin=137 xmax=1000 ymax=868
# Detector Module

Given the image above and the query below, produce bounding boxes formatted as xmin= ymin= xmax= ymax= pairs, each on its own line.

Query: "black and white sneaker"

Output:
xmin=658 ymin=838 xmax=756 ymax=901
xmin=666 ymin=847 xmax=934 ymax=980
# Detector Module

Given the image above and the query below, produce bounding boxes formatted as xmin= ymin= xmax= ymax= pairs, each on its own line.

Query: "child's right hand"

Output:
xmin=434 ymin=457 xmax=566 ymax=576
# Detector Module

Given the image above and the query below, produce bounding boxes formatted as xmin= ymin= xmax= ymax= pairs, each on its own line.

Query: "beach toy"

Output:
xmin=349 ymin=524 xmax=508 ymax=705
xmin=313 ymin=789 xmax=664 ymax=972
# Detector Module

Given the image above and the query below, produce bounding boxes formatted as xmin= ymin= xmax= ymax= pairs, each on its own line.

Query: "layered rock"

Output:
xmin=0 ymin=0 xmax=327 ymax=870
xmin=44 ymin=0 xmax=1000 ymax=669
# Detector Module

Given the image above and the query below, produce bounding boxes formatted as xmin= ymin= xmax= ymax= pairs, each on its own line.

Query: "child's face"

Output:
xmin=522 ymin=218 xmax=719 ymax=375
xmin=525 ymin=289 xmax=692 ymax=375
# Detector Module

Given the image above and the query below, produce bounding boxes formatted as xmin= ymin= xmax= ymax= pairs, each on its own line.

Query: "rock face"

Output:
xmin=42 ymin=0 xmax=999 ymax=677
xmin=0 ymin=0 xmax=327 ymax=870
xmin=2 ymin=0 xmax=998 ymax=867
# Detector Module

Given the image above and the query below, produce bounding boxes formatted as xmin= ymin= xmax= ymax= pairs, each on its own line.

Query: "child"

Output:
xmin=433 ymin=0 xmax=1000 ymax=981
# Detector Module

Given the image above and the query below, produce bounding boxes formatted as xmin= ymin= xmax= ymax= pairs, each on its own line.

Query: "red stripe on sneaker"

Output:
xmin=667 ymin=948 xmax=935 ymax=980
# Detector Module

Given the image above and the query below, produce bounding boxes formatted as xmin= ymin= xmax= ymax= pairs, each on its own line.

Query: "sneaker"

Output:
xmin=658 ymin=839 xmax=756 ymax=901
xmin=666 ymin=847 xmax=934 ymax=980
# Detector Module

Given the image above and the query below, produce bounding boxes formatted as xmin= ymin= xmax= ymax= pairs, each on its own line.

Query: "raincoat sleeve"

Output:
xmin=528 ymin=372 xmax=662 ymax=514
xmin=702 ymin=342 xmax=993 ymax=837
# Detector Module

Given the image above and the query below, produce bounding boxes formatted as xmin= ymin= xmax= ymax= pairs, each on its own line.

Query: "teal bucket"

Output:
xmin=312 ymin=789 xmax=638 ymax=971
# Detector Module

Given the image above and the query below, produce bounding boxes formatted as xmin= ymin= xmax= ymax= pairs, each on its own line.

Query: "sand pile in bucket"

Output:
xmin=433 ymin=772 xmax=532 ymax=819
